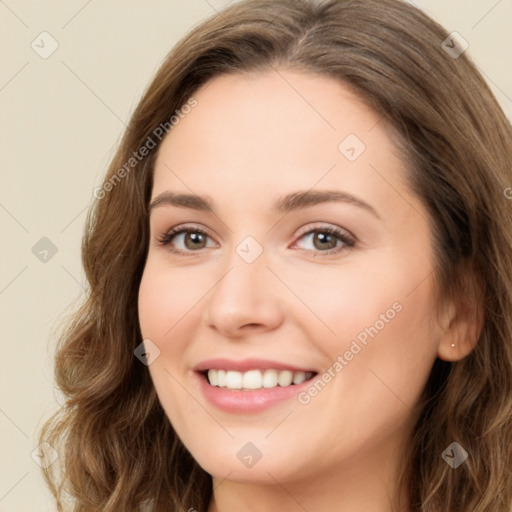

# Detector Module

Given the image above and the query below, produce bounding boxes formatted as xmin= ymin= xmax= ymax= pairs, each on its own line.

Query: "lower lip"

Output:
xmin=195 ymin=372 xmax=316 ymax=413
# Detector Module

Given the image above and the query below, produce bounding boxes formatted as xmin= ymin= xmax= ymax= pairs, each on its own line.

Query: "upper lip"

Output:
xmin=194 ymin=358 xmax=317 ymax=373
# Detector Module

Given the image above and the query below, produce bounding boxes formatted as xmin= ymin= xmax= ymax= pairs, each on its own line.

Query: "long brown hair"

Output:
xmin=39 ymin=0 xmax=512 ymax=510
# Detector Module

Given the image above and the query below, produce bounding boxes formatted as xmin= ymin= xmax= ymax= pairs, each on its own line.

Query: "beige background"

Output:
xmin=1 ymin=0 xmax=511 ymax=510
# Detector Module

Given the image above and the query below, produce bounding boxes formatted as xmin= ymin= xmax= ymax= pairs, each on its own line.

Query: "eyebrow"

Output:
xmin=149 ymin=189 xmax=381 ymax=219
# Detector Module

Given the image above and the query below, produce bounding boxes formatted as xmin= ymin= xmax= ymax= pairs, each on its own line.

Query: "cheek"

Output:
xmin=138 ymin=264 xmax=201 ymax=426
xmin=301 ymin=251 xmax=439 ymax=393
xmin=138 ymin=259 xmax=199 ymax=344
xmin=290 ymin=257 xmax=409 ymax=347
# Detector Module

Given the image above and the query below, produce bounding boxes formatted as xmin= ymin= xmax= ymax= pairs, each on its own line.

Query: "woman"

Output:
xmin=39 ymin=0 xmax=512 ymax=510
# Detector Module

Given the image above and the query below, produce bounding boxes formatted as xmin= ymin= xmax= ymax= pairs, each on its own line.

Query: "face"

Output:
xmin=138 ymin=69 xmax=447 ymax=486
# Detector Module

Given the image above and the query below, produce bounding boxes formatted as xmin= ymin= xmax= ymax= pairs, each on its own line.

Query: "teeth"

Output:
xmin=292 ymin=371 xmax=307 ymax=384
xmin=243 ymin=369 xmax=262 ymax=389
xmin=217 ymin=370 xmax=226 ymax=387
xmin=278 ymin=370 xmax=293 ymax=386
xmin=206 ymin=369 xmax=314 ymax=390
xmin=262 ymin=369 xmax=278 ymax=388
xmin=225 ymin=370 xmax=242 ymax=389
xmin=208 ymin=369 xmax=218 ymax=386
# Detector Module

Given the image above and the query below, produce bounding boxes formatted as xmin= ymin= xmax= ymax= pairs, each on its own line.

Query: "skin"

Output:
xmin=137 ymin=69 xmax=477 ymax=512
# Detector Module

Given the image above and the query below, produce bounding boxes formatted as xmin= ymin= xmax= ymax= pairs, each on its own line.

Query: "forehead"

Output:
xmin=152 ymin=69 xmax=408 ymax=213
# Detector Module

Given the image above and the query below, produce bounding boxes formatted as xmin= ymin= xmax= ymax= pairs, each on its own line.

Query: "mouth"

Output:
xmin=193 ymin=358 xmax=319 ymax=412
xmin=199 ymin=368 xmax=318 ymax=391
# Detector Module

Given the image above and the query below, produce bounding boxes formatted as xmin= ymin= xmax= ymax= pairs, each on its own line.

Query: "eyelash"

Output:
xmin=156 ymin=223 xmax=356 ymax=257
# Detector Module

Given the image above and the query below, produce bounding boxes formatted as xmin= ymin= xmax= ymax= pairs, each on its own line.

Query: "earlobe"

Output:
xmin=436 ymin=300 xmax=459 ymax=362
xmin=437 ymin=337 xmax=471 ymax=363
xmin=436 ymin=295 xmax=483 ymax=362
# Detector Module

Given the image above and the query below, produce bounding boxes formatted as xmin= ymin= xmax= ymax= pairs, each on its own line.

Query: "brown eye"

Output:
xmin=311 ymin=231 xmax=338 ymax=251
xmin=157 ymin=226 xmax=215 ymax=255
xmin=181 ymin=231 xmax=208 ymax=250
xmin=293 ymin=226 xmax=355 ymax=256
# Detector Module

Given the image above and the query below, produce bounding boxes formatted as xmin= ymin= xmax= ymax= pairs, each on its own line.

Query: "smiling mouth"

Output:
xmin=201 ymin=369 xmax=318 ymax=391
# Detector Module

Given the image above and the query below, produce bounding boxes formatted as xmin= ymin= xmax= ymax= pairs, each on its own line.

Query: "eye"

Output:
xmin=291 ymin=225 xmax=355 ymax=256
xmin=156 ymin=224 xmax=216 ymax=256
xmin=156 ymin=223 xmax=355 ymax=257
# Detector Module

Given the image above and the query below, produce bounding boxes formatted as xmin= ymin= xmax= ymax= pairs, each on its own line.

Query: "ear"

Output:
xmin=436 ymin=270 xmax=484 ymax=362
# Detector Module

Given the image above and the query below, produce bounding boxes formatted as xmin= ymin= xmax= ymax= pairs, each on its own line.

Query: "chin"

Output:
xmin=186 ymin=436 xmax=313 ymax=485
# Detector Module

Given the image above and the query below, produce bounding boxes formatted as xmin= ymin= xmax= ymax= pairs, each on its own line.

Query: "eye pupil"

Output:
xmin=185 ymin=232 xmax=206 ymax=249
xmin=314 ymin=232 xmax=337 ymax=250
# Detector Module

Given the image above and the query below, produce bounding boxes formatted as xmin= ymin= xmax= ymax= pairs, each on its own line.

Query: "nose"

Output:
xmin=204 ymin=248 xmax=285 ymax=338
